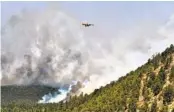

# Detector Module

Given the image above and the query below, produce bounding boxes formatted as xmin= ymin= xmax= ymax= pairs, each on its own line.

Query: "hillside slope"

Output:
xmin=1 ymin=85 xmax=58 ymax=105
xmin=1 ymin=45 xmax=174 ymax=112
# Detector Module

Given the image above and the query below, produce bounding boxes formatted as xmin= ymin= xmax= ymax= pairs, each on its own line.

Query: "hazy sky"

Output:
xmin=2 ymin=2 xmax=174 ymax=29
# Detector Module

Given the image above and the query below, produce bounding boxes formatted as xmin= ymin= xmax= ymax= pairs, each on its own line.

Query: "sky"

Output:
xmin=1 ymin=1 xmax=174 ymax=34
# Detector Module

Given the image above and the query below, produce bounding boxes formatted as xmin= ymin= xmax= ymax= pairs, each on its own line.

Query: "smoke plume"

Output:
xmin=1 ymin=4 xmax=174 ymax=103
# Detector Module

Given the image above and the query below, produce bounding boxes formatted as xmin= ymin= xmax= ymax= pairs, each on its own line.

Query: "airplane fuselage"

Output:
xmin=82 ymin=23 xmax=94 ymax=27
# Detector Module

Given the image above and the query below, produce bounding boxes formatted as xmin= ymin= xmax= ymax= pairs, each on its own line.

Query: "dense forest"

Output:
xmin=1 ymin=44 xmax=174 ymax=112
xmin=1 ymin=85 xmax=58 ymax=105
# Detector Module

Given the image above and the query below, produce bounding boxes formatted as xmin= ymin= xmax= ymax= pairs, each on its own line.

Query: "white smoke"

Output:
xmin=38 ymin=80 xmax=84 ymax=103
xmin=1 ymin=6 xmax=89 ymax=87
xmin=1 ymin=4 xmax=174 ymax=103
xmin=38 ymin=88 xmax=70 ymax=103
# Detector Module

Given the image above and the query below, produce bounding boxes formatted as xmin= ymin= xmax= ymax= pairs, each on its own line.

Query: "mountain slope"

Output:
xmin=1 ymin=44 xmax=174 ymax=112
xmin=1 ymin=85 xmax=58 ymax=105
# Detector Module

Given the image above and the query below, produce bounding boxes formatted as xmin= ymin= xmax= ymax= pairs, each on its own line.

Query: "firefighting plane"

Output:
xmin=81 ymin=22 xmax=94 ymax=27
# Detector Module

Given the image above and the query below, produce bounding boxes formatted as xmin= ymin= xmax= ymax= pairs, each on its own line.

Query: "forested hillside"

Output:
xmin=1 ymin=85 xmax=57 ymax=105
xmin=1 ymin=44 xmax=174 ymax=112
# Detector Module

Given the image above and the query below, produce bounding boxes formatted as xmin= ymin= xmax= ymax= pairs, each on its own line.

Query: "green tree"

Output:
xmin=163 ymin=85 xmax=174 ymax=105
